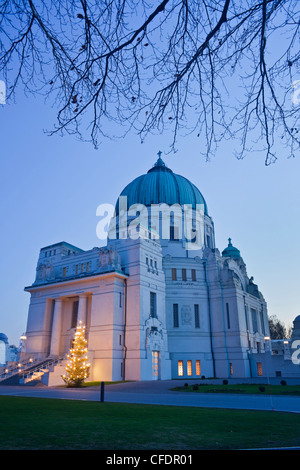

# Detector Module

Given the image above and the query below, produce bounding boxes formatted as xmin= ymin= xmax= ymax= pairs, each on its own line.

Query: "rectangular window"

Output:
xmin=119 ymin=292 xmax=122 ymax=308
xmin=150 ymin=292 xmax=157 ymax=318
xmin=257 ymin=362 xmax=263 ymax=376
xmin=226 ymin=303 xmax=231 ymax=329
xmin=119 ymin=334 xmax=122 ymax=346
xmin=63 ymin=267 xmax=67 ymax=278
xmin=170 ymin=225 xmax=179 ymax=240
xmin=81 ymin=263 xmax=84 ymax=273
xmin=260 ymin=309 xmax=265 ymax=335
xmin=182 ymin=268 xmax=187 ymax=281
xmin=71 ymin=300 xmax=79 ymax=328
xmin=251 ymin=308 xmax=258 ymax=333
xmin=172 ymin=268 xmax=177 ymax=280
xmin=187 ymin=360 xmax=192 ymax=376
xmin=86 ymin=262 xmax=90 ymax=273
xmin=192 ymin=269 xmax=196 ymax=281
xmin=173 ymin=304 xmax=179 ymax=328
xmin=75 ymin=264 xmax=79 ymax=274
xmin=230 ymin=363 xmax=233 ymax=376
xmin=152 ymin=351 xmax=160 ymax=379
xmin=194 ymin=304 xmax=200 ymax=328
xmin=196 ymin=360 xmax=201 ymax=376
xmin=170 ymin=225 xmax=175 ymax=240
xmin=178 ymin=360 xmax=183 ymax=377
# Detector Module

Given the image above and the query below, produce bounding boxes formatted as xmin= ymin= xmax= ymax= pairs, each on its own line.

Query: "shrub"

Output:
xmin=280 ymin=380 xmax=287 ymax=386
xmin=184 ymin=383 xmax=189 ymax=387
xmin=259 ymin=386 xmax=266 ymax=392
xmin=222 ymin=379 xmax=228 ymax=385
xmin=201 ymin=375 xmax=206 ymax=380
xmin=192 ymin=384 xmax=199 ymax=390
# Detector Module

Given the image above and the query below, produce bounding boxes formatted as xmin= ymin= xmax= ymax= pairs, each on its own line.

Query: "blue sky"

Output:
xmin=0 ymin=88 xmax=299 ymax=346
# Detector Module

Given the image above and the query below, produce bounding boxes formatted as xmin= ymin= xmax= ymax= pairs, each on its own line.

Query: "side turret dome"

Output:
xmin=222 ymin=238 xmax=241 ymax=259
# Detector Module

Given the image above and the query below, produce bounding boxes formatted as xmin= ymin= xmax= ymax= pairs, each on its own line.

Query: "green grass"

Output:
xmin=81 ymin=380 xmax=131 ymax=387
xmin=171 ymin=383 xmax=300 ymax=395
xmin=1 ymin=396 xmax=300 ymax=450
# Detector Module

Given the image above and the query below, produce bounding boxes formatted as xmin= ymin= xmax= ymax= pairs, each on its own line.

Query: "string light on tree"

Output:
xmin=62 ymin=321 xmax=90 ymax=387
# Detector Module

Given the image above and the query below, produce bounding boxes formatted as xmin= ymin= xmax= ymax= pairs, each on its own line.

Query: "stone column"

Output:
xmin=49 ymin=298 xmax=63 ymax=357
xmin=77 ymin=294 xmax=87 ymax=327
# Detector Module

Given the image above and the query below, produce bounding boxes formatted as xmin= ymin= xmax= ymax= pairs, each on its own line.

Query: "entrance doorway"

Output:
xmin=152 ymin=350 xmax=160 ymax=380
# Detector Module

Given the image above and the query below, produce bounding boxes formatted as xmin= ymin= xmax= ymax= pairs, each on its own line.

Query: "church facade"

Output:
xmin=22 ymin=156 xmax=270 ymax=383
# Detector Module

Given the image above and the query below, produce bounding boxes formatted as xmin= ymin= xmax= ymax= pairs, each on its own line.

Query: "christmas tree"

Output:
xmin=62 ymin=321 xmax=90 ymax=387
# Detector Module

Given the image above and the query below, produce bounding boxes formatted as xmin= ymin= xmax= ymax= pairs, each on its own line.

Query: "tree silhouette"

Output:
xmin=1 ymin=0 xmax=299 ymax=163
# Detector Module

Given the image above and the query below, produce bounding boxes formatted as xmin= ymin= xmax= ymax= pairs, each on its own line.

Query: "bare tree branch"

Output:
xmin=0 ymin=0 xmax=299 ymax=163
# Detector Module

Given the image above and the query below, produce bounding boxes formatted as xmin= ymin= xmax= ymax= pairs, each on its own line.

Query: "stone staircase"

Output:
xmin=0 ymin=356 xmax=65 ymax=386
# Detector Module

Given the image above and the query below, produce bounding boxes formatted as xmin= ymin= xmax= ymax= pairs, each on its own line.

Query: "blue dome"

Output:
xmin=116 ymin=155 xmax=208 ymax=215
xmin=0 ymin=333 xmax=8 ymax=344
xmin=222 ymin=238 xmax=241 ymax=259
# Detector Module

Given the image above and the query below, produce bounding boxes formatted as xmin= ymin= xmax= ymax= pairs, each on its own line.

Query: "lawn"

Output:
xmin=1 ymin=396 xmax=300 ymax=450
xmin=171 ymin=383 xmax=300 ymax=395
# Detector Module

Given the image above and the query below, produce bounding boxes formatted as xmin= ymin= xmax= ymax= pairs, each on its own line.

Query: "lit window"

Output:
xmin=196 ymin=360 xmax=201 ymax=376
xmin=178 ymin=360 xmax=183 ymax=377
xmin=257 ymin=362 xmax=263 ymax=376
xmin=187 ymin=360 xmax=192 ymax=376
xmin=230 ymin=363 xmax=233 ymax=376
xmin=172 ymin=268 xmax=177 ymax=280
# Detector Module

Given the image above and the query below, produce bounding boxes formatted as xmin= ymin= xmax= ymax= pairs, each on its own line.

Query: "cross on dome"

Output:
xmin=154 ymin=150 xmax=166 ymax=168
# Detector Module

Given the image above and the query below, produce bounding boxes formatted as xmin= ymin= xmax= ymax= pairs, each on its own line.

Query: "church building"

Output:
xmin=21 ymin=155 xmax=270 ymax=383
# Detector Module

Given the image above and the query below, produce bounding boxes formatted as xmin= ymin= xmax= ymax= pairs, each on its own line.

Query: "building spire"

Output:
xmin=154 ymin=150 xmax=166 ymax=167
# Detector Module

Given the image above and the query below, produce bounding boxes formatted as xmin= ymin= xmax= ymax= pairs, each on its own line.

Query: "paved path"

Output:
xmin=1 ymin=380 xmax=300 ymax=413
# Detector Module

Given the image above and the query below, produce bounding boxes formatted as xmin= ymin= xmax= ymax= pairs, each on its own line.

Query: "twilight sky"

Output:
xmin=0 ymin=87 xmax=299 ymax=347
